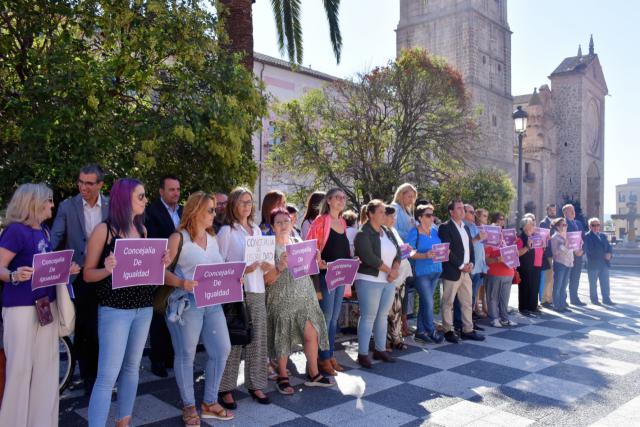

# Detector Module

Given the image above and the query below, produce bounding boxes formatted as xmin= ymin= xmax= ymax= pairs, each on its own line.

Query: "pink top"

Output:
xmin=305 ymin=214 xmax=348 ymax=252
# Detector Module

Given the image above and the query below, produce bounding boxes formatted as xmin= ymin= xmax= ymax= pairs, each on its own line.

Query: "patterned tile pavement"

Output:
xmin=59 ymin=269 xmax=640 ymax=426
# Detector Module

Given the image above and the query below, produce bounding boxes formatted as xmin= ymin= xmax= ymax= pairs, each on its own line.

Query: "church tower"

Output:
xmin=396 ymin=0 xmax=514 ymax=172
xmin=549 ymin=35 xmax=608 ymax=219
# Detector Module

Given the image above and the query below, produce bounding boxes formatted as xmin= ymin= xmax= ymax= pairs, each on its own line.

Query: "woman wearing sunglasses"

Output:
xmin=163 ymin=192 xmax=233 ymax=426
xmin=550 ymin=217 xmax=575 ymax=312
xmin=84 ymin=179 xmax=171 ymax=427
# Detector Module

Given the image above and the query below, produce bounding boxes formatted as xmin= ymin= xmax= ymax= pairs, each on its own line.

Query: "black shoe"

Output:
xmin=248 ymin=389 xmax=271 ymax=405
xmin=150 ymin=362 xmax=168 ymax=378
xmin=414 ymin=332 xmax=432 ymax=343
xmin=572 ymin=301 xmax=587 ymax=307
xmin=603 ymin=300 xmax=616 ymax=305
xmin=460 ymin=330 xmax=486 ymax=341
xmin=541 ymin=302 xmax=553 ymax=308
xmin=218 ymin=391 xmax=237 ymax=410
xmin=591 ymin=301 xmax=602 ymax=306
xmin=444 ymin=331 xmax=459 ymax=344
xmin=473 ymin=323 xmax=485 ymax=332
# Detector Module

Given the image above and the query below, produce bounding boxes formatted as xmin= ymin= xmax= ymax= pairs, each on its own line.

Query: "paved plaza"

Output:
xmin=59 ymin=269 xmax=640 ymax=426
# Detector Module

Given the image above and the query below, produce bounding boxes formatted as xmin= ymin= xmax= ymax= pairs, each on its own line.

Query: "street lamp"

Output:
xmin=512 ymin=105 xmax=528 ymax=227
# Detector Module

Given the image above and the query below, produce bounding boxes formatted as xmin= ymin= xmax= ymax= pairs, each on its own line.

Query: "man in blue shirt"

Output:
xmin=583 ymin=218 xmax=614 ymax=305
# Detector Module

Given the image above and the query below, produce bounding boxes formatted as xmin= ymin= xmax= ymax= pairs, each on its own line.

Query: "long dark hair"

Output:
xmin=302 ymin=191 xmax=326 ymax=222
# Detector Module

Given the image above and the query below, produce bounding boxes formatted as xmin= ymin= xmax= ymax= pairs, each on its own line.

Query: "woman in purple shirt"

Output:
xmin=0 ymin=183 xmax=79 ymax=427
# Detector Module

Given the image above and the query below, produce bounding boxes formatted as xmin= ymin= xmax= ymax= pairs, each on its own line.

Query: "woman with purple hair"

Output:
xmin=83 ymin=179 xmax=171 ymax=427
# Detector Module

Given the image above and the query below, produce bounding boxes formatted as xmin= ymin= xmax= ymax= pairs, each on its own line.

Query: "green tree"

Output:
xmin=267 ymin=48 xmax=478 ymax=207
xmin=421 ymin=169 xmax=516 ymax=221
xmin=0 ymin=0 xmax=266 ymax=204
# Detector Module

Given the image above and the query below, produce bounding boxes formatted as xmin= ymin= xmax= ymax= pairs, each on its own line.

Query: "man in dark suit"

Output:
xmin=51 ymin=164 xmax=109 ymax=395
xmin=438 ymin=200 xmax=484 ymax=343
xmin=584 ymin=217 xmax=614 ymax=305
xmin=145 ymin=175 xmax=182 ymax=377
xmin=563 ymin=204 xmax=586 ymax=306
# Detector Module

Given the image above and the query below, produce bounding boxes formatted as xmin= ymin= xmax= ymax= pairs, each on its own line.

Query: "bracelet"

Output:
xmin=10 ymin=271 xmax=20 ymax=285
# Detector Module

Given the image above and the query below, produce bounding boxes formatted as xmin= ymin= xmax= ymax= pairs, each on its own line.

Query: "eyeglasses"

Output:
xmin=332 ymin=195 xmax=346 ymax=201
xmin=136 ymin=193 xmax=147 ymax=201
xmin=239 ymin=200 xmax=253 ymax=207
xmin=590 ymin=224 xmax=601 ymax=227
xmin=422 ymin=213 xmax=434 ymax=218
xmin=77 ymin=179 xmax=98 ymax=187
xmin=466 ymin=210 xmax=475 ymax=215
xmin=274 ymin=219 xmax=292 ymax=227
xmin=206 ymin=208 xmax=215 ymax=215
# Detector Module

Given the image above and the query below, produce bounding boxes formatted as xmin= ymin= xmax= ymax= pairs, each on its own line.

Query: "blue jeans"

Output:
xmin=552 ymin=262 xmax=572 ymax=310
xmin=355 ymin=279 xmax=396 ymax=354
xmin=588 ymin=266 xmax=611 ymax=303
xmin=88 ymin=306 xmax=153 ymax=426
xmin=454 ymin=273 xmax=482 ymax=328
xmin=319 ymin=273 xmax=345 ymax=360
xmin=414 ymin=273 xmax=441 ymax=335
xmin=166 ymin=294 xmax=231 ymax=407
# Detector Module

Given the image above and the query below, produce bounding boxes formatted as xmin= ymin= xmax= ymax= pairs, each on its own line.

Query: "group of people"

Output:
xmin=0 ymin=167 xmax=614 ymax=427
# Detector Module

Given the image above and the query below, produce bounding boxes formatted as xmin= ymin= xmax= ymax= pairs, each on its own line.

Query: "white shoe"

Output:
xmin=501 ymin=319 xmax=518 ymax=326
xmin=491 ymin=319 xmax=503 ymax=328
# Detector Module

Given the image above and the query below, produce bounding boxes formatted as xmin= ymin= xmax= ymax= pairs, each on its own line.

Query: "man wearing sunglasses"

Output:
xmin=145 ymin=175 xmax=183 ymax=377
xmin=51 ymin=164 xmax=109 ymax=396
xmin=584 ymin=218 xmax=614 ymax=305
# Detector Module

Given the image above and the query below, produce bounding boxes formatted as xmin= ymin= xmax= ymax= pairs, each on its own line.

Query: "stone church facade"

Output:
xmin=396 ymin=0 xmax=607 ymax=220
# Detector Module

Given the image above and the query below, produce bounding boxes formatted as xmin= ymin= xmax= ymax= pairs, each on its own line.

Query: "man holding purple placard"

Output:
xmin=563 ymin=204 xmax=586 ymax=306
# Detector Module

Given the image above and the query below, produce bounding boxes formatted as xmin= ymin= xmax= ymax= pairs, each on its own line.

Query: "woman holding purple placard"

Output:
xmin=163 ymin=192 xmax=233 ymax=426
xmin=263 ymin=208 xmax=332 ymax=394
xmin=550 ymin=217 xmax=575 ymax=312
xmin=407 ymin=204 xmax=444 ymax=344
xmin=84 ymin=179 xmax=171 ymax=427
xmin=516 ymin=218 xmax=544 ymax=316
xmin=306 ymin=188 xmax=351 ymax=376
xmin=0 ymin=183 xmax=80 ymax=427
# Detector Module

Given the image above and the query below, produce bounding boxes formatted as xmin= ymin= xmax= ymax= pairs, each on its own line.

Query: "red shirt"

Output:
xmin=485 ymin=245 xmax=515 ymax=277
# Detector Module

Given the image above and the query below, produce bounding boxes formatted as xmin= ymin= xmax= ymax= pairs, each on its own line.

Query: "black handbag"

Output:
xmin=223 ymin=298 xmax=253 ymax=346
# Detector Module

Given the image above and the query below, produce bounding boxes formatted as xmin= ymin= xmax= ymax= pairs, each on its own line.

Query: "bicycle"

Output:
xmin=59 ymin=336 xmax=76 ymax=393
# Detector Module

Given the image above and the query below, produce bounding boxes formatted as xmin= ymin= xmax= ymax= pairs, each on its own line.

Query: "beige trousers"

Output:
xmin=0 ymin=303 xmax=59 ymax=427
xmin=442 ymin=272 xmax=473 ymax=333
xmin=542 ymin=258 xmax=554 ymax=303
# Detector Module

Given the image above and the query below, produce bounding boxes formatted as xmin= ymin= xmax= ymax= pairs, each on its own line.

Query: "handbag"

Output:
xmin=153 ymin=231 xmax=184 ymax=314
xmin=223 ymin=297 xmax=253 ymax=346
xmin=56 ymin=283 xmax=75 ymax=337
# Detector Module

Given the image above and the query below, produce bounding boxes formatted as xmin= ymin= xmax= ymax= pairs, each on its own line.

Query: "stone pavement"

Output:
xmin=59 ymin=269 xmax=640 ymax=426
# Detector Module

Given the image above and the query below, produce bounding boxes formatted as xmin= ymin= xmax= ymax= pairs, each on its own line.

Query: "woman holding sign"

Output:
xmin=306 ymin=188 xmax=351 ymax=376
xmin=550 ymin=218 xmax=575 ymax=312
xmin=264 ymin=208 xmax=332 ymax=393
xmin=83 ymin=179 xmax=171 ymax=427
xmin=407 ymin=204 xmax=444 ymax=344
xmin=0 ymin=183 xmax=79 ymax=427
xmin=217 ymin=187 xmax=271 ymax=407
xmin=516 ymin=218 xmax=543 ymax=316
xmin=354 ymin=200 xmax=402 ymax=368
xmin=163 ymin=192 xmax=233 ymax=425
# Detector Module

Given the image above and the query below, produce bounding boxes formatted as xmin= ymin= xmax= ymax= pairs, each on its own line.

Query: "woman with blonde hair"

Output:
xmin=164 ymin=192 xmax=233 ymax=426
xmin=391 ymin=183 xmax=418 ymax=242
xmin=0 ymin=183 xmax=80 ymax=427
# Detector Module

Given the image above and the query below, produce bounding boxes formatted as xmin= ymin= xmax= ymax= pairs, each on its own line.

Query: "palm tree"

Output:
xmin=217 ymin=0 xmax=342 ymax=70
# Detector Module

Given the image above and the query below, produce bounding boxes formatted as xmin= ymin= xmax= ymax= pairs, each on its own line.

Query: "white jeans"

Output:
xmin=0 ymin=304 xmax=59 ymax=427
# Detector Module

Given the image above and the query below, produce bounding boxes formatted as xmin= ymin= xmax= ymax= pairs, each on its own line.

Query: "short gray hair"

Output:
xmin=519 ymin=216 xmax=535 ymax=230
xmin=588 ymin=217 xmax=601 ymax=227
xmin=5 ymin=183 xmax=53 ymax=226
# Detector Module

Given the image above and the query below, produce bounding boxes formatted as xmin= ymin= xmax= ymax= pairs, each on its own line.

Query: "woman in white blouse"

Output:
xmin=164 ymin=192 xmax=233 ymax=426
xmin=216 ymin=187 xmax=272 ymax=407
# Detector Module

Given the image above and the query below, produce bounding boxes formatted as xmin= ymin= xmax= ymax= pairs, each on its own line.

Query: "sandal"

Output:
xmin=276 ymin=376 xmax=295 ymax=395
xmin=182 ymin=406 xmax=201 ymax=427
xmin=201 ymin=402 xmax=234 ymax=420
xmin=304 ymin=373 xmax=334 ymax=388
xmin=393 ymin=341 xmax=408 ymax=351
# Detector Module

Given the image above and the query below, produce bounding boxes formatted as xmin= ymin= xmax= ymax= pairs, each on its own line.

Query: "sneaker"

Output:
xmin=501 ymin=319 xmax=518 ymax=326
xmin=491 ymin=319 xmax=503 ymax=328
xmin=429 ymin=330 xmax=444 ymax=344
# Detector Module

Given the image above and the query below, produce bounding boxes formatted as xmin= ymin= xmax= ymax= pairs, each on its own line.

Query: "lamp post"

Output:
xmin=512 ymin=105 xmax=528 ymax=227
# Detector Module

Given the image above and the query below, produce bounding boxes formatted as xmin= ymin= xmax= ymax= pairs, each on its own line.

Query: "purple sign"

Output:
xmin=192 ymin=262 xmax=246 ymax=308
xmin=481 ymin=225 xmax=502 ymax=247
xmin=431 ymin=243 xmax=450 ymax=263
xmin=566 ymin=231 xmax=583 ymax=251
xmin=533 ymin=227 xmax=550 ymax=247
xmin=500 ymin=245 xmax=520 ymax=268
xmin=530 ymin=235 xmax=545 ymax=249
xmin=325 ymin=259 xmax=359 ymax=292
xmin=286 ymin=239 xmax=319 ymax=279
xmin=400 ymin=244 xmax=412 ymax=260
xmin=31 ymin=250 xmax=74 ymax=290
xmin=502 ymin=228 xmax=517 ymax=246
xmin=112 ymin=238 xmax=167 ymax=289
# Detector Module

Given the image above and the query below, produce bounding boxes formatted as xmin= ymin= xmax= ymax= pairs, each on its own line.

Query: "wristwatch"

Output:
xmin=10 ymin=270 xmax=20 ymax=285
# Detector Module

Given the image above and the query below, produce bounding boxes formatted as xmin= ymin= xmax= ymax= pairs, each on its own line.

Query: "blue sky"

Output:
xmin=253 ymin=0 xmax=639 ymax=214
